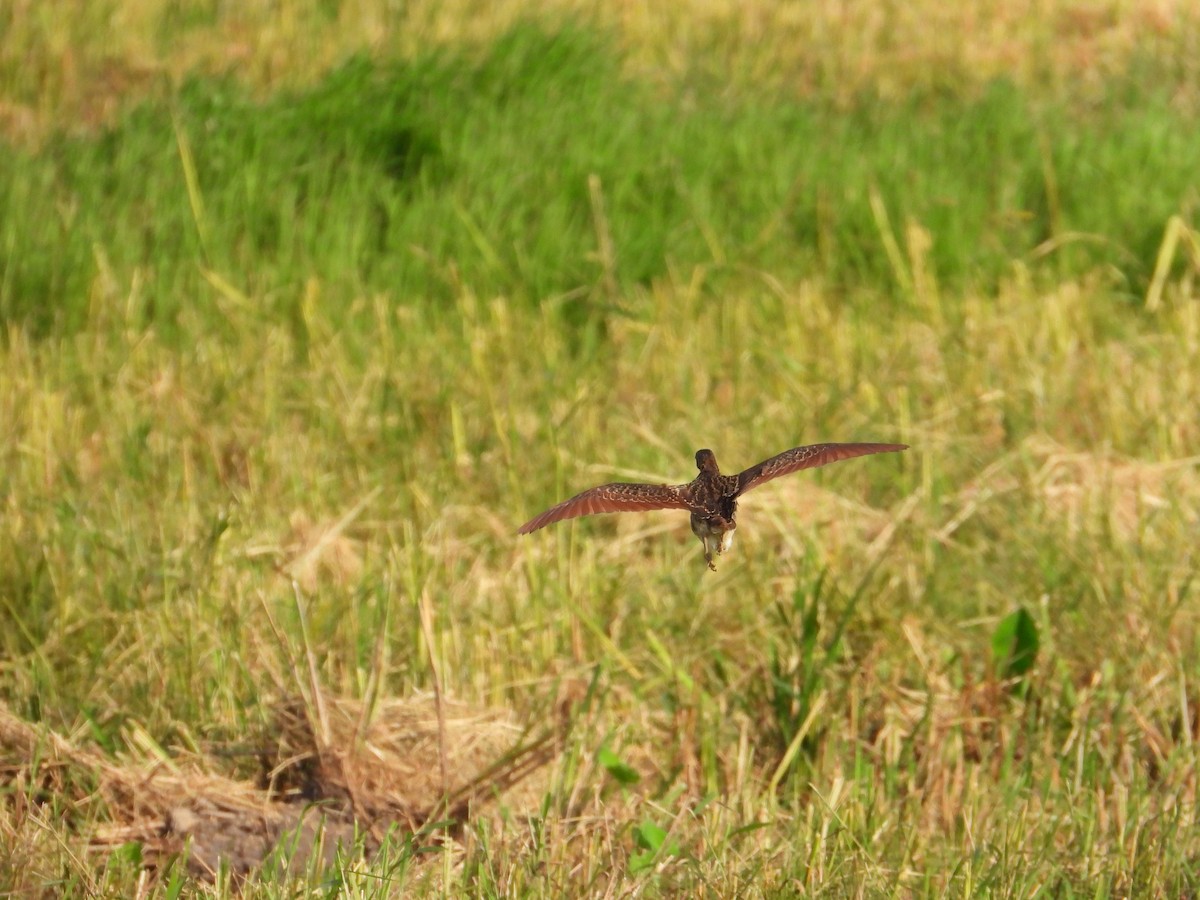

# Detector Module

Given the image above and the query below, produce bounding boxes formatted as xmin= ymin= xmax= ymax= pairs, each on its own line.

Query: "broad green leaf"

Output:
xmin=630 ymin=821 xmax=680 ymax=873
xmin=992 ymin=607 xmax=1040 ymax=680
xmin=598 ymin=746 xmax=640 ymax=785
xmin=633 ymin=821 xmax=668 ymax=852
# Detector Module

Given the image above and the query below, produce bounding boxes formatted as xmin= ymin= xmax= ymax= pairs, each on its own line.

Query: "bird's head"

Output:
xmin=695 ymin=449 xmax=720 ymax=474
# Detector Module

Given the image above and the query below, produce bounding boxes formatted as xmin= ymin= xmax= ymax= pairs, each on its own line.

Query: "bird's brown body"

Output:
xmin=518 ymin=442 xmax=907 ymax=569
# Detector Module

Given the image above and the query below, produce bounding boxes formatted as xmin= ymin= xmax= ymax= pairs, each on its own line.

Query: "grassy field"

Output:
xmin=3 ymin=1 xmax=1200 ymax=895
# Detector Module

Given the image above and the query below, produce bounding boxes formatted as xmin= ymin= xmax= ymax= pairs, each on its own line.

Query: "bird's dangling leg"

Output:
xmin=711 ymin=516 xmax=734 ymax=565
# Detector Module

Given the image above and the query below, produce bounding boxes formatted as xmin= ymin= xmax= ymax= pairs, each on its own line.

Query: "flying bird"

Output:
xmin=518 ymin=442 xmax=908 ymax=570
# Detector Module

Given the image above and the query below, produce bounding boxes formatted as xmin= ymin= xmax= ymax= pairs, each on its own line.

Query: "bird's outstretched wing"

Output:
xmin=736 ymin=442 xmax=907 ymax=495
xmin=518 ymin=482 xmax=691 ymax=534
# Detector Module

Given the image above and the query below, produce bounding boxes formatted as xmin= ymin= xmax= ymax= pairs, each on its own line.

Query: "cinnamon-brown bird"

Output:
xmin=518 ymin=442 xmax=907 ymax=569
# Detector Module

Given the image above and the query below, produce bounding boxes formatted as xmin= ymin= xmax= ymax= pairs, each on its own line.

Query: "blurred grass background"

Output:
xmin=2 ymin=0 xmax=1200 ymax=895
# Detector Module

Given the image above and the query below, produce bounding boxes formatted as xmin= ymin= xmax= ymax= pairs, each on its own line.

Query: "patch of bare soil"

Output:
xmin=0 ymin=692 xmax=562 ymax=883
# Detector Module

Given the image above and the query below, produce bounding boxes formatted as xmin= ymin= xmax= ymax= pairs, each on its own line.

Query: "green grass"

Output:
xmin=2 ymin=10 xmax=1200 ymax=898
xmin=4 ymin=26 xmax=1199 ymax=339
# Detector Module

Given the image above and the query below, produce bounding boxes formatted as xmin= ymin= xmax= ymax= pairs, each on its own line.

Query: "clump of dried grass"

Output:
xmin=265 ymin=692 xmax=559 ymax=836
xmin=0 ymin=691 xmax=560 ymax=883
xmin=1024 ymin=436 xmax=1200 ymax=541
xmin=281 ymin=508 xmax=368 ymax=593
xmin=935 ymin=436 xmax=1200 ymax=546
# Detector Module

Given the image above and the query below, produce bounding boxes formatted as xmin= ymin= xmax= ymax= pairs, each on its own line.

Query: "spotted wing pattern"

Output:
xmin=518 ymin=482 xmax=691 ymax=534
xmin=736 ymin=442 xmax=908 ymax=495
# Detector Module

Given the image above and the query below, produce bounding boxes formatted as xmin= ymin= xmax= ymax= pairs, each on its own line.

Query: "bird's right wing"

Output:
xmin=518 ymin=482 xmax=692 ymax=534
xmin=736 ymin=442 xmax=908 ymax=494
